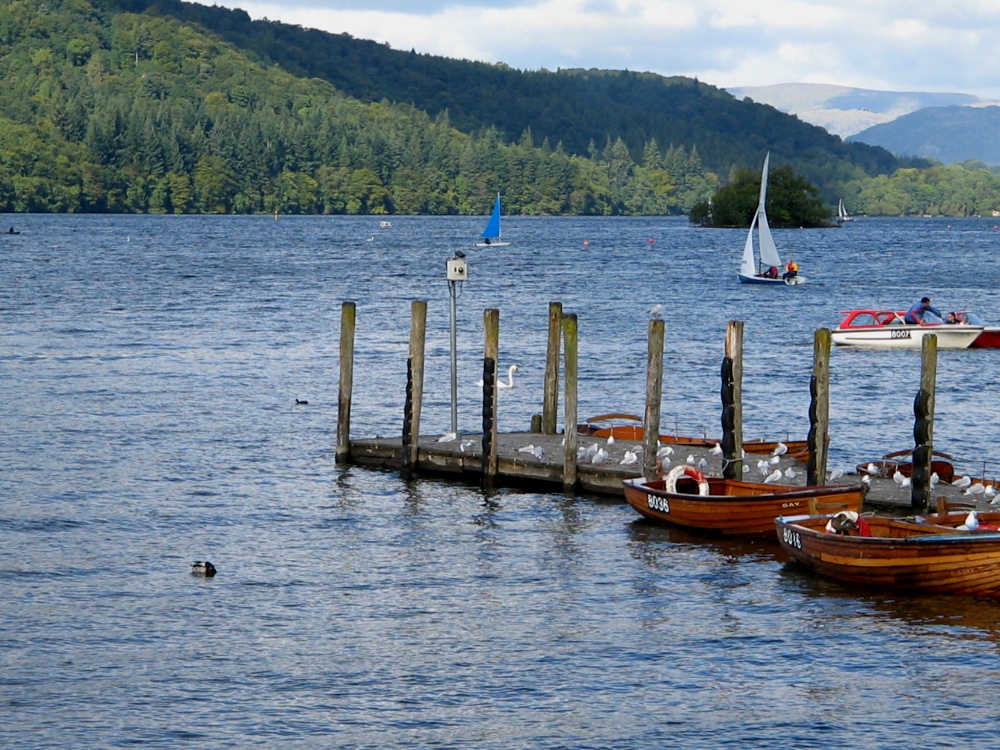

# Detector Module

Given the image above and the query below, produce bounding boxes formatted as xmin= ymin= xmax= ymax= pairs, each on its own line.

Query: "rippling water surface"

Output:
xmin=3 ymin=214 xmax=1000 ymax=748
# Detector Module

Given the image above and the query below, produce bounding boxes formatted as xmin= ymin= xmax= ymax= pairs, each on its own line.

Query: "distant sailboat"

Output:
xmin=475 ymin=193 xmax=510 ymax=247
xmin=737 ymin=153 xmax=805 ymax=286
xmin=837 ymin=198 xmax=853 ymax=223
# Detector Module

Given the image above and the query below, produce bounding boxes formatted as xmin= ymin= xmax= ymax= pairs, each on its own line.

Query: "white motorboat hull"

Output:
xmin=831 ymin=326 xmax=983 ymax=349
xmin=737 ymin=273 xmax=805 ymax=286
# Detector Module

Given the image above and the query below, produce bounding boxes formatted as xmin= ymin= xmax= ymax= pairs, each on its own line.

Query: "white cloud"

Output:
xmin=210 ymin=1 xmax=1000 ymax=98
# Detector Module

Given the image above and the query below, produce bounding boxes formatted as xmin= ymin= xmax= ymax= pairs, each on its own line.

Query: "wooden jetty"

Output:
xmin=339 ymin=300 xmax=995 ymax=514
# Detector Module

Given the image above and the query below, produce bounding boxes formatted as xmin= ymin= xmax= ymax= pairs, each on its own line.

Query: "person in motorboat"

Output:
xmin=946 ymin=311 xmax=984 ymax=325
xmin=782 ymin=259 xmax=799 ymax=280
xmin=905 ymin=297 xmax=942 ymax=324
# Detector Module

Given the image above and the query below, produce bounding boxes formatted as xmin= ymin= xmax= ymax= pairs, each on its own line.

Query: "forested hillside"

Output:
xmin=103 ymin=0 xmax=908 ymax=188
xmin=2 ymin=0 xmax=1000 ymax=217
xmin=0 ymin=0 xmax=720 ymax=214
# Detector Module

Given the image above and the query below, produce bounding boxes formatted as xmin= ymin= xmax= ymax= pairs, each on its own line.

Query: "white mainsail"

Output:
xmin=740 ymin=152 xmax=782 ymax=276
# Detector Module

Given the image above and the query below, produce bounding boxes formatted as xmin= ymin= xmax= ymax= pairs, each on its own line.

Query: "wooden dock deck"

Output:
xmin=348 ymin=431 xmax=983 ymax=512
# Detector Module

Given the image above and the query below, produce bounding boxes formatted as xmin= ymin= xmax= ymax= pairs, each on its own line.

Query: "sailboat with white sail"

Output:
xmin=475 ymin=193 xmax=510 ymax=247
xmin=837 ymin=198 xmax=853 ymax=223
xmin=737 ymin=153 xmax=805 ymax=286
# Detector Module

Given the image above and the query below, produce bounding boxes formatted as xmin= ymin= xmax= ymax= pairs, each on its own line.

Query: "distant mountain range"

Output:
xmin=728 ymin=83 xmax=1000 ymax=165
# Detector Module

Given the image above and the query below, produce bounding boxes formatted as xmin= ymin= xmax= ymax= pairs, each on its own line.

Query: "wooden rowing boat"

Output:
xmin=578 ymin=413 xmax=807 ymax=459
xmin=855 ymin=448 xmax=956 ymax=483
xmin=623 ymin=474 xmax=864 ymax=538
xmin=776 ymin=511 xmax=1000 ymax=596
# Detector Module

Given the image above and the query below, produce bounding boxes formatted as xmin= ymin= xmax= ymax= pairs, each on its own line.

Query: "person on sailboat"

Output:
xmin=764 ymin=265 xmax=779 ymax=279
xmin=782 ymin=259 xmax=799 ymax=280
xmin=905 ymin=297 xmax=942 ymax=324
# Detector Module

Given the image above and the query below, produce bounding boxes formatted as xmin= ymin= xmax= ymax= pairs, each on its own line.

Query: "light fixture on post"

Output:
xmin=446 ymin=251 xmax=467 ymax=434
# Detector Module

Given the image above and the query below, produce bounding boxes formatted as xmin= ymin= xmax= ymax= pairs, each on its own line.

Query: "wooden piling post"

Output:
xmin=336 ymin=301 xmax=356 ymax=464
xmin=911 ymin=333 xmax=938 ymax=510
xmin=562 ymin=313 xmax=579 ymax=493
xmin=542 ymin=301 xmax=563 ymax=435
xmin=481 ymin=309 xmax=500 ymax=491
xmin=721 ymin=321 xmax=744 ymax=480
xmin=807 ymin=328 xmax=831 ymax=486
xmin=401 ymin=300 xmax=427 ymax=477
xmin=642 ymin=318 xmax=665 ymax=478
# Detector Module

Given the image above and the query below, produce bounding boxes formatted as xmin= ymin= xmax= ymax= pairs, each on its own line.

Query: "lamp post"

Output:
xmin=446 ymin=251 xmax=467 ymax=434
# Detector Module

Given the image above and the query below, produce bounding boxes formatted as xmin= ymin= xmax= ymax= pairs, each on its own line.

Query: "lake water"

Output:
xmin=3 ymin=214 xmax=1000 ymax=748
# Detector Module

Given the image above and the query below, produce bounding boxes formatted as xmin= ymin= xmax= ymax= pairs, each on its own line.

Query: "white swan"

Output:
xmin=475 ymin=364 xmax=519 ymax=389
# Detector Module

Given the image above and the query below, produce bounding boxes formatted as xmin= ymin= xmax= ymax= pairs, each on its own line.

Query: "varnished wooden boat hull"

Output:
xmin=776 ymin=513 xmax=1000 ymax=596
xmin=623 ymin=477 xmax=864 ymax=538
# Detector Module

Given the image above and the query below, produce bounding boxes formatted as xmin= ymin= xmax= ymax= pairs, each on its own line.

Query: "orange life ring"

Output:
xmin=664 ymin=464 xmax=710 ymax=495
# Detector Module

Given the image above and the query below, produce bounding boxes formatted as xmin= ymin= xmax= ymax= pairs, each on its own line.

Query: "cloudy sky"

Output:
xmin=209 ymin=1 xmax=1000 ymax=98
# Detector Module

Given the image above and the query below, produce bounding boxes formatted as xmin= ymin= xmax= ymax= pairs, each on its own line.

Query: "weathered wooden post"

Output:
xmin=911 ymin=333 xmax=938 ymax=510
xmin=481 ymin=308 xmax=500 ymax=491
xmin=336 ymin=301 xmax=356 ymax=464
xmin=401 ymin=300 xmax=427 ymax=477
xmin=721 ymin=320 xmax=744 ymax=480
xmin=642 ymin=318 xmax=665 ymax=478
xmin=542 ymin=301 xmax=563 ymax=435
xmin=807 ymin=328 xmax=831 ymax=486
xmin=562 ymin=313 xmax=579 ymax=493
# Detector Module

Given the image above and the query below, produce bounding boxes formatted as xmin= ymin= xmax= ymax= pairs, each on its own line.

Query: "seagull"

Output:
xmin=772 ymin=442 xmax=788 ymax=456
xmin=784 ymin=468 xmax=796 ymax=479
xmin=697 ymin=457 xmax=708 ymax=469
xmin=437 ymin=431 xmax=458 ymax=443
xmin=985 ymin=485 xmax=997 ymax=499
xmin=953 ymin=475 xmax=972 ymax=489
xmin=710 ymin=443 xmax=723 ymax=455
xmin=768 ymin=455 xmax=781 ymax=466
xmin=828 ymin=468 xmax=844 ymax=481
xmin=764 ymin=469 xmax=783 ymax=484
xmin=459 ymin=440 xmax=476 ymax=452
xmin=930 ymin=472 xmax=940 ymax=489
xmin=518 ymin=444 xmax=536 ymax=453
xmin=585 ymin=442 xmax=600 ymax=458
xmin=592 ymin=447 xmax=609 ymax=465
xmin=892 ymin=469 xmax=906 ymax=486
xmin=757 ymin=459 xmax=770 ymax=477
xmin=191 ymin=561 xmax=217 ymax=577
xmin=685 ymin=454 xmax=696 ymax=465
xmin=965 ymin=482 xmax=986 ymax=496
xmin=957 ymin=511 xmax=980 ymax=531
xmin=899 ymin=476 xmax=911 ymax=488
xmin=649 ymin=304 xmax=663 ymax=319
xmin=620 ymin=450 xmax=639 ymax=466
xmin=607 ymin=434 xmax=615 ymax=445
xmin=861 ymin=474 xmax=872 ymax=487
xmin=742 ymin=464 xmax=749 ymax=474
xmin=656 ymin=446 xmax=674 ymax=458
xmin=532 ymin=446 xmax=545 ymax=460
xmin=865 ymin=462 xmax=880 ymax=476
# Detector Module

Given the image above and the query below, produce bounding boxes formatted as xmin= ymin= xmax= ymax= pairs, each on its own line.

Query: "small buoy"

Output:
xmin=582 ymin=240 xmax=589 ymax=245
xmin=648 ymin=237 xmax=654 ymax=243
xmin=191 ymin=561 xmax=217 ymax=577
